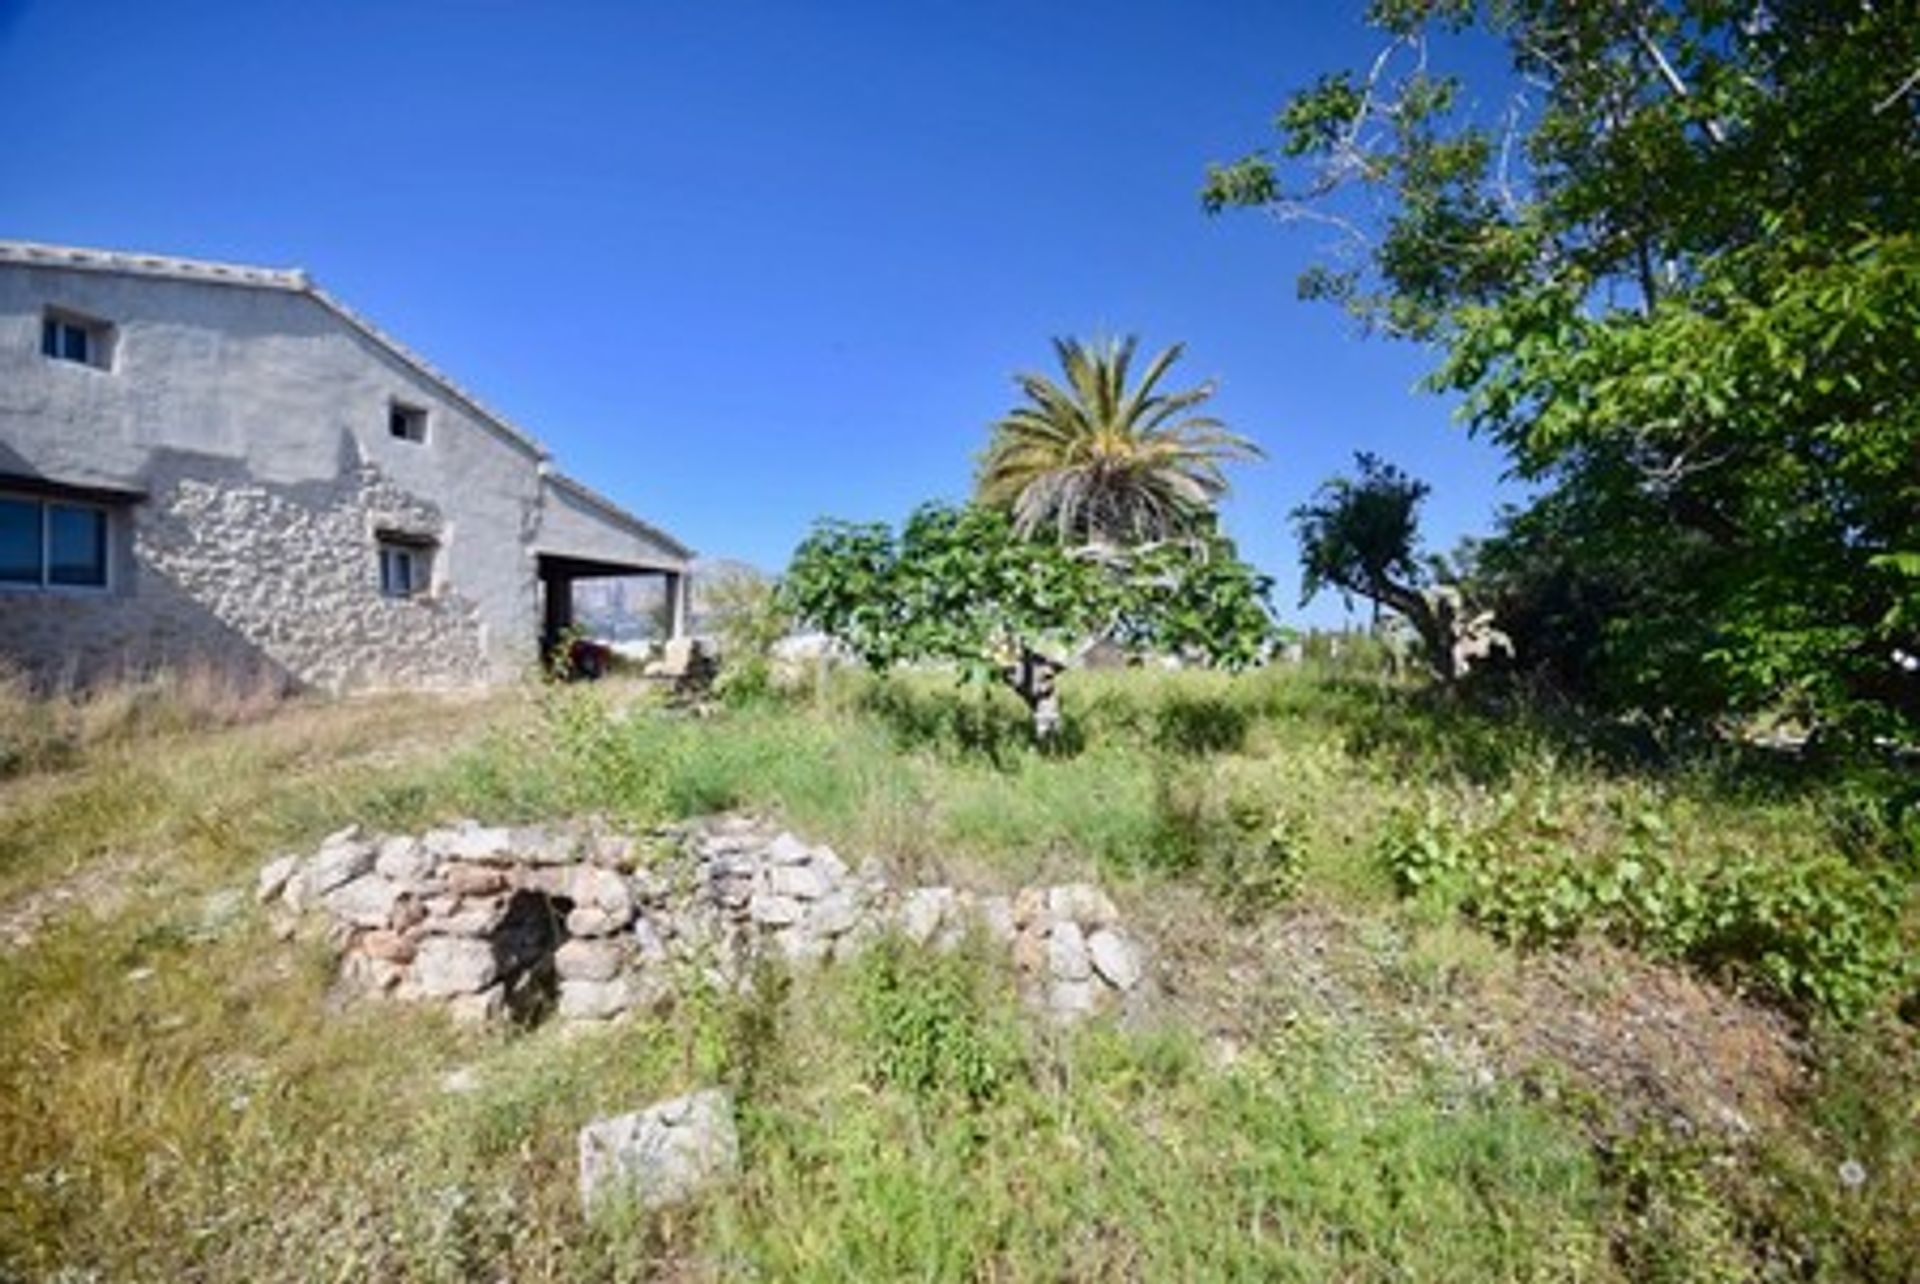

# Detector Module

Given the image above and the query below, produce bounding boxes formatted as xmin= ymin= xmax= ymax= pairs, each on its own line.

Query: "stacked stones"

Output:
xmin=685 ymin=817 xmax=886 ymax=971
xmin=261 ymin=813 xmax=1149 ymax=1026
xmin=1009 ymin=883 xmax=1146 ymax=1021
xmin=257 ymin=818 xmax=647 ymax=1023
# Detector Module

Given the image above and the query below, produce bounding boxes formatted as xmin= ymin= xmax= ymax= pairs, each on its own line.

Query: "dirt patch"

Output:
xmin=1135 ymin=891 xmax=1805 ymax=1139
xmin=1494 ymin=940 xmax=1806 ymax=1139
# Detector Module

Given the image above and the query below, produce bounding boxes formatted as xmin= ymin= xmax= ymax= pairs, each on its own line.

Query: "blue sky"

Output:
xmin=0 ymin=0 xmax=1521 ymax=627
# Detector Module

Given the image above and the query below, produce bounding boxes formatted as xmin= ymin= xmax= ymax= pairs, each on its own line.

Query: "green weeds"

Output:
xmin=2 ymin=665 xmax=1915 ymax=1278
xmin=1379 ymin=798 xmax=1911 ymax=1021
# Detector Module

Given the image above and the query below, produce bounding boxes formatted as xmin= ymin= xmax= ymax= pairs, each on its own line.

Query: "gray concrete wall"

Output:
xmin=536 ymin=477 xmax=686 ymax=569
xmin=0 ymin=260 xmax=628 ymax=690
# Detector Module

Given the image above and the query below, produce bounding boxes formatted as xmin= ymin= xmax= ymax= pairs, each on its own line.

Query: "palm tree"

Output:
xmin=976 ymin=335 xmax=1262 ymax=546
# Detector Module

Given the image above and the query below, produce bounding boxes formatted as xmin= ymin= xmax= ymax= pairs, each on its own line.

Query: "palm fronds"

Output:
xmin=976 ymin=335 xmax=1262 ymax=545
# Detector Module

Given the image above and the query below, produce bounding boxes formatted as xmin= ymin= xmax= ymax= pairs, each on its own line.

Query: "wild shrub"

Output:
xmin=707 ymin=569 xmax=789 ymax=705
xmin=852 ymin=675 xmax=1034 ymax=761
xmin=1212 ymin=806 xmax=1307 ymax=919
xmin=537 ymin=683 xmax=676 ymax=820
xmin=1152 ymin=689 xmax=1251 ymax=755
xmin=853 ymin=937 xmax=1019 ymax=1107
xmin=1606 ymin=1128 xmax=1750 ymax=1284
xmin=1379 ymin=804 xmax=1910 ymax=1021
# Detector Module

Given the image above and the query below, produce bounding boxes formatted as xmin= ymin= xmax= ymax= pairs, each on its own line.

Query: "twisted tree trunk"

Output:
xmin=1003 ymin=645 xmax=1067 ymax=744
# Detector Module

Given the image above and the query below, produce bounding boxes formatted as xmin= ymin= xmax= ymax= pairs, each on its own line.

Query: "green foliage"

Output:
xmin=1294 ymin=452 xmax=1471 ymax=678
xmin=6 ymin=667 xmax=1918 ymax=1278
xmin=854 ymin=938 xmax=1019 ymax=1107
xmin=782 ymin=502 xmax=1275 ymax=733
xmin=1208 ymin=1 xmax=1920 ymax=737
xmin=975 ymin=334 xmax=1263 ymax=544
xmin=1296 ymin=451 xmax=1429 ymax=608
xmin=848 ymin=674 xmax=1041 ymax=763
xmin=784 ymin=503 xmax=1102 ymax=681
xmin=1149 ymin=687 xmax=1251 ymax=755
xmin=1379 ymin=801 xmax=1911 ymax=1021
xmin=1607 ymin=1128 xmax=1749 ymax=1284
xmin=1213 ymin=805 xmax=1308 ymax=918
xmin=703 ymin=567 xmax=789 ymax=704
xmin=536 ymin=681 xmax=675 ymax=822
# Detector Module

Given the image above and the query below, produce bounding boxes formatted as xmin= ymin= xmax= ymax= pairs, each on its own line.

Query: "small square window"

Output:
xmin=389 ymin=401 xmax=429 ymax=443
xmin=378 ymin=537 xmax=432 ymax=599
xmin=40 ymin=310 xmax=113 ymax=370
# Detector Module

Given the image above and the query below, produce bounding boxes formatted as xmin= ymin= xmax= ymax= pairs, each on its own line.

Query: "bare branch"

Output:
xmin=1875 ymin=64 xmax=1920 ymax=114
xmin=1264 ymin=200 xmax=1372 ymax=249
xmin=1494 ymin=91 xmax=1529 ymax=218
xmin=1635 ymin=24 xmax=1729 ymax=143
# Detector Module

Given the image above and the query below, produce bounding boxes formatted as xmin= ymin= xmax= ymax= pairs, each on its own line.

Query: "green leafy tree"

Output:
xmin=1295 ymin=453 xmax=1471 ymax=679
xmin=976 ymin=335 xmax=1263 ymax=545
xmin=783 ymin=503 xmax=1275 ymax=742
xmin=1205 ymin=0 xmax=1920 ymax=735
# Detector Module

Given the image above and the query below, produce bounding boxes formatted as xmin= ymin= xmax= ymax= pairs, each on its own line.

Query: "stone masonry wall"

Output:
xmin=0 ymin=456 xmax=490 ymax=692
xmin=261 ymin=814 xmax=1151 ymax=1027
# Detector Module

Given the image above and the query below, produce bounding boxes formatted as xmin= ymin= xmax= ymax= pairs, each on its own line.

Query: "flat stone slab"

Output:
xmin=578 ymin=1089 xmax=739 ymax=1213
xmin=1087 ymin=927 xmax=1143 ymax=991
xmin=323 ymin=873 xmax=401 ymax=930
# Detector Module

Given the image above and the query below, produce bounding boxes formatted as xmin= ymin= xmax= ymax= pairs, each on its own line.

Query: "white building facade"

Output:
xmin=0 ymin=241 xmax=689 ymax=692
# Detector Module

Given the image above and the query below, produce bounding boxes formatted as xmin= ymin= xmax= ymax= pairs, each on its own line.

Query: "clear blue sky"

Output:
xmin=0 ymin=0 xmax=1519 ymax=627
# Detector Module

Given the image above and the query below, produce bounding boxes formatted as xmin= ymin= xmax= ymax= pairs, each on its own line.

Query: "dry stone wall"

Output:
xmin=144 ymin=461 xmax=491 ymax=692
xmin=2 ymin=456 xmax=491 ymax=691
xmin=260 ymin=814 xmax=1150 ymax=1026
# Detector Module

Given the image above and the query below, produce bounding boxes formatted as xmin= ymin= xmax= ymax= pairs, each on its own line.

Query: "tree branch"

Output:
xmin=1875 ymin=64 xmax=1920 ymax=115
xmin=1635 ymin=24 xmax=1728 ymax=144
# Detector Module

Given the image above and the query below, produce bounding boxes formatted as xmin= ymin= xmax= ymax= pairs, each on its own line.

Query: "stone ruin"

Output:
xmin=258 ymin=813 xmax=1149 ymax=1026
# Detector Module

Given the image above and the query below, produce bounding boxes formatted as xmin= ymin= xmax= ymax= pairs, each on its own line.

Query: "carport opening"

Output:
xmin=537 ymin=554 xmax=685 ymax=678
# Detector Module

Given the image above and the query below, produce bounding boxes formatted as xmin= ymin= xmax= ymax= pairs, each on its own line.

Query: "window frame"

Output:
xmin=0 ymin=493 xmax=113 ymax=594
xmin=376 ymin=534 xmax=434 ymax=601
xmin=388 ymin=399 xmax=430 ymax=444
xmin=39 ymin=308 xmax=115 ymax=372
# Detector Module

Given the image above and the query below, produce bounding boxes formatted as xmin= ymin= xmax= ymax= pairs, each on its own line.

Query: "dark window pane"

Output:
xmin=390 ymin=405 xmax=424 ymax=441
xmin=0 ymin=499 xmax=40 ymax=583
xmin=380 ymin=546 xmax=412 ymax=597
xmin=41 ymin=319 xmax=57 ymax=358
xmin=61 ymin=325 xmax=89 ymax=364
xmin=47 ymin=504 xmax=106 ymax=586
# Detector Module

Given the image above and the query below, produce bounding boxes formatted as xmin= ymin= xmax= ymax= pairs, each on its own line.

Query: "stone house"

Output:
xmin=0 ymin=241 xmax=691 ymax=692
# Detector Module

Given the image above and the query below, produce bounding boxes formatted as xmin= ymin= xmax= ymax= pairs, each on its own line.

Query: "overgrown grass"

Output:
xmin=1 ymin=665 xmax=1915 ymax=1279
xmin=0 ymin=657 xmax=293 ymax=781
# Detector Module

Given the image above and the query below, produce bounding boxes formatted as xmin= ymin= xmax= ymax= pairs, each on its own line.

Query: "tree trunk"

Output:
xmin=1375 ymin=581 xmax=1459 ymax=682
xmin=1003 ymin=646 xmax=1066 ymax=745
